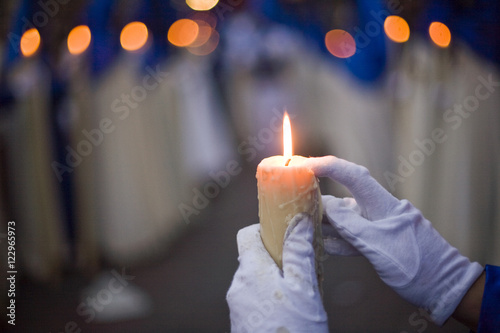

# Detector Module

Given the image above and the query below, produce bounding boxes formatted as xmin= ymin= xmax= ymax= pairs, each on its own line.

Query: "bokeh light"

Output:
xmin=325 ymin=29 xmax=356 ymax=58
xmin=67 ymin=25 xmax=91 ymax=55
xmin=20 ymin=28 xmax=41 ymax=57
xmin=187 ymin=29 xmax=219 ymax=56
xmin=189 ymin=20 xmax=213 ymax=47
xmin=186 ymin=0 xmax=219 ymax=11
xmin=168 ymin=19 xmax=199 ymax=47
xmin=429 ymin=22 xmax=451 ymax=48
xmin=120 ymin=22 xmax=149 ymax=52
xmin=384 ymin=15 xmax=410 ymax=43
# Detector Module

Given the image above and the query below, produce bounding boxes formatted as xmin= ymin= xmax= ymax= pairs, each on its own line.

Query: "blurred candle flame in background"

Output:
xmin=168 ymin=16 xmax=219 ymax=55
xmin=429 ymin=22 xmax=451 ymax=48
xmin=189 ymin=20 xmax=213 ymax=48
xmin=186 ymin=0 xmax=219 ymax=11
xmin=67 ymin=25 xmax=91 ymax=55
xmin=168 ymin=19 xmax=199 ymax=47
xmin=384 ymin=15 xmax=410 ymax=43
xmin=20 ymin=28 xmax=41 ymax=57
xmin=120 ymin=21 xmax=149 ymax=52
xmin=324 ymin=29 xmax=356 ymax=58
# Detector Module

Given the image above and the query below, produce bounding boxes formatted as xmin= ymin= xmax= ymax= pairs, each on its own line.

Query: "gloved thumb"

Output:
xmin=282 ymin=214 xmax=318 ymax=291
xmin=305 ymin=156 xmax=399 ymax=220
xmin=321 ymin=196 xmax=360 ymax=256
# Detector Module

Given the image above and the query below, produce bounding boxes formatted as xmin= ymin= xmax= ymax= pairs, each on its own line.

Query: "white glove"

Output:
xmin=226 ymin=214 xmax=328 ymax=333
xmin=305 ymin=156 xmax=484 ymax=325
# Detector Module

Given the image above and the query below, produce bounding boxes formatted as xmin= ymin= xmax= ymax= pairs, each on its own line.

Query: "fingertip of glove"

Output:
xmin=321 ymin=195 xmax=346 ymax=208
xmin=304 ymin=155 xmax=341 ymax=178
xmin=236 ymin=223 xmax=259 ymax=239
xmin=284 ymin=213 xmax=312 ymax=243
xmin=236 ymin=224 xmax=261 ymax=254
xmin=323 ymin=202 xmax=368 ymax=239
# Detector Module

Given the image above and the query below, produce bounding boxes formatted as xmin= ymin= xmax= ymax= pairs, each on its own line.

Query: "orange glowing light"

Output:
xmin=384 ymin=15 xmax=410 ymax=43
xmin=120 ymin=22 xmax=148 ymax=51
xmin=283 ymin=112 xmax=292 ymax=163
xmin=325 ymin=29 xmax=356 ymax=58
xmin=20 ymin=28 xmax=41 ymax=57
xmin=189 ymin=20 xmax=213 ymax=47
xmin=168 ymin=19 xmax=199 ymax=47
xmin=187 ymin=29 xmax=219 ymax=56
xmin=186 ymin=0 xmax=219 ymax=11
xmin=67 ymin=25 xmax=91 ymax=55
xmin=429 ymin=22 xmax=451 ymax=48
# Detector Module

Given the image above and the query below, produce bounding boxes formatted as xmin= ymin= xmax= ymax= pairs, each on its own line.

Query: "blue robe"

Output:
xmin=478 ymin=265 xmax=500 ymax=332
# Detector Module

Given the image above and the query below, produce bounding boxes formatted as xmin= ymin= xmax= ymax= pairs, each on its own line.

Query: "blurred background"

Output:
xmin=0 ymin=0 xmax=499 ymax=332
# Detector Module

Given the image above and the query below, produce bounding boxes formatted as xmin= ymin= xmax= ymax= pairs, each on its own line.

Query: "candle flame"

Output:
xmin=283 ymin=112 xmax=292 ymax=165
xmin=20 ymin=28 xmax=40 ymax=57
xmin=120 ymin=22 xmax=148 ymax=52
xmin=429 ymin=22 xmax=451 ymax=48
xmin=67 ymin=25 xmax=91 ymax=55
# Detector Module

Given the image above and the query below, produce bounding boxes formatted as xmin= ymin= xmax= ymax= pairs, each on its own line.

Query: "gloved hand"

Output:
xmin=226 ymin=214 xmax=328 ymax=333
xmin=305 ymin=156 xmax=484 ymax=325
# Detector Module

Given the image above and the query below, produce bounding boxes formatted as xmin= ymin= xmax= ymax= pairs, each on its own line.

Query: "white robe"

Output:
xmin=92 ymin=49 xmax=234 ymax=265
xmin=5 ymin=57 xmax=66 ymax=282
xmin=390 ymin=38 xmax=500 ymax=265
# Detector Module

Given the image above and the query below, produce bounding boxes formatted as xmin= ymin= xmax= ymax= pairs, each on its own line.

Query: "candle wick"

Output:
xmin=285 ymin=158 xmax=291 ymax=166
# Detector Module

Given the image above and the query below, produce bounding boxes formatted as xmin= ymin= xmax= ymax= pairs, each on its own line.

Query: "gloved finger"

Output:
xmin=324 ymin=201 xmax=372 ymax=241
xmin=323 ymin=196 xmax=384 ymax=256
xmin=282 ymin=213 xmax=318 ymax=292
xmin=324 ymin=201 xmax=420 ymax=279
xmin=322 ymin=195 xmax=361 ymax=215
xmin=236 ymin=224 xmax=280 ymax=275
xmin=305 ymin=156 xmax=399 ymax=220
xmin=322 ymin=223 xmax=360 ymax=256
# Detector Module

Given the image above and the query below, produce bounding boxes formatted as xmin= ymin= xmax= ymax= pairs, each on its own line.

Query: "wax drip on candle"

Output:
xmin=283 ymin=112 xmax=292 ymax=166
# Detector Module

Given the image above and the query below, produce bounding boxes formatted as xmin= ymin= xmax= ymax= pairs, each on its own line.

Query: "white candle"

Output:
xmin=256 ymin=113 xmax=323 ymax=269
